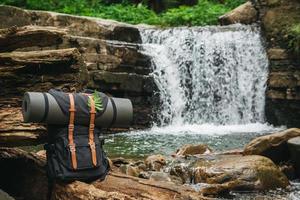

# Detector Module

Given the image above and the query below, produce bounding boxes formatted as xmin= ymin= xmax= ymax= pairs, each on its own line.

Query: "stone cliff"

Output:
xmin=254 ymin=0 xmax=300 ymax=127
xmin=0 ymin=5 xmax=155 ymax=146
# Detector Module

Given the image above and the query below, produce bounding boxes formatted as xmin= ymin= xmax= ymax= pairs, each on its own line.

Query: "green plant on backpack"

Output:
xmin=88 ymin=90 xmax=104 ymax=111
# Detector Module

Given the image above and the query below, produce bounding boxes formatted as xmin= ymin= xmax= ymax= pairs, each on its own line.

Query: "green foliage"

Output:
xmin=88 ymin=90 xmax=104 ymax=111
xmin=289 ymin=24 xmax=300 ymax=55
xmin=158 ymin=1 xmax=230 ymax=26
xmin=1 ymin=0 xmax=246 ymax=26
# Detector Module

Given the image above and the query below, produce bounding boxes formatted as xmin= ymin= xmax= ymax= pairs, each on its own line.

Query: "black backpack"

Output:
xmin=44 ymin=91 xmax=110 ymax=182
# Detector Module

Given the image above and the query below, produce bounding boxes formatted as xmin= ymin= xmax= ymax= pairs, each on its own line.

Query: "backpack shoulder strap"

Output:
xmin=68 ymin=93 xmax=77 ymax=170
xmin=88 ymin=95 xmax=97 ymax=167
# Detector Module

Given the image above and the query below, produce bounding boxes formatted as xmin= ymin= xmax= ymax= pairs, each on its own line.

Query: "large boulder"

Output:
xmin=169 ymin=154 xmax=289 ymax=197
xmin=218 ymin=1 xmax=257 ymax=25
xmin=244 ymin=128 xmax=300 ymax=163
xmin=193 ymin=155 xmax=289 ymax=193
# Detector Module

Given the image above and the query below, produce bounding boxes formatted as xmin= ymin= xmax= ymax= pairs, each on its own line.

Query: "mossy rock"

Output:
xmin=262 ymin=0 xmax=300 ymax=50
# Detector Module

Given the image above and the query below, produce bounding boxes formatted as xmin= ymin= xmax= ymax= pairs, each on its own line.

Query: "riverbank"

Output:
xmin=1 ymin=128 xmax=300 ymax=199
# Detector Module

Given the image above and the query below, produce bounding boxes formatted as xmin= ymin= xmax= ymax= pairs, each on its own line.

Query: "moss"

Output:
xmin=262 ymin=0 xmax=300 ymax=60
xmin=288 ymin=24 xmax=300 ymax=56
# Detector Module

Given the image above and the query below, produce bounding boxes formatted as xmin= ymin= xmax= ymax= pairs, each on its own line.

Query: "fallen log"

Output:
xmin=0 ymin=147 xmax=207 ymax=200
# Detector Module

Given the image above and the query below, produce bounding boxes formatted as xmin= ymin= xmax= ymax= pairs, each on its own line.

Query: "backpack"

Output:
xmin=44 ymin=91 xmax=110 ymax=182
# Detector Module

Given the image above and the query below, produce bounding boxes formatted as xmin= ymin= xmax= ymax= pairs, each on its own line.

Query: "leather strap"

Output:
xmin=88 ymin=95 xmax=97 ymax=167
xmin=68 ymin=93 xmax=77 ymax=170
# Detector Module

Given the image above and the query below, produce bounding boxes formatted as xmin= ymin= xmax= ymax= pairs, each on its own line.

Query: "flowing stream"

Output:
xmin=104 ymin=24 xmax=283 ymax=158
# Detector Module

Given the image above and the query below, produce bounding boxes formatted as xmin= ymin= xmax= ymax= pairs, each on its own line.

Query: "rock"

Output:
xmin=111 ymin=157 xmax=130 ymax=167
xmin=174 ymin=144 xmax=212 ymax=156
xmin=258 ymin=0 xmax=300 ymax=128
xmin=0 ymin=147 xmax=207 ymax=200
xmin=193 ymin=155 xmax=289 ymax=196
xmin=0 ymin=189 xmax=15 ymax=200
xmin=145 ymin=154 xmax=166 ymax=171
xmin=0 ymin=48 xmax=88 ymax=106
xmin=0 ymin=147 xmax=48 ymax=200
xmin=0 ymin=107 xmax=47 ymax=147
xmin=149 ymin=172 xmax=172 ymax=182
xmin=267 ymin=48 xmax=289 ymax=60
xmin=0 ymin=8 xmax=153 ymax=130
xmin=138 ymin=171 xmax=152 ymax=179
xmin=287 ymin=136 xmax=300 ymax=177
xmin=279 ymin=162 xmax=296 ymax=180
xmin=218 ymin=2 xmax=257 ymax=25
xmin=268 ymin=71 xmax=300 ymax=88
xmin=119 ymin=164 xmax=141 ymax=177
xmin=0 ymin=25 xmax=66 ymax=52
xmin=244 ymin=128 xmax=300 ymax=163
xmin=169 ymin=163 xmax=190 ymax=184
xmin=92 ymin=71 xmax=150 ymax=93
xmin=0 ymin=5 xmax=141 ymax=43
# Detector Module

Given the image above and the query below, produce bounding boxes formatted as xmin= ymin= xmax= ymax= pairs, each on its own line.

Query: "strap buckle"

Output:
xmin=89 ymin=142 xmax=96 ymax=150
xmin=69 ymin=144 xmax=76 ymax=152
xmin=89 ymin=123 xmax=95 ymax=132
xmin=68 ymin=124 xmax=74 ymax=130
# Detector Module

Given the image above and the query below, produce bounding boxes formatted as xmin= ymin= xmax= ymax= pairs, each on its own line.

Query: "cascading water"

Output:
xmin=105 ymin=24 xmax=283 ymax=158
xmin=140 ymin=25 xmax=269 ymax=127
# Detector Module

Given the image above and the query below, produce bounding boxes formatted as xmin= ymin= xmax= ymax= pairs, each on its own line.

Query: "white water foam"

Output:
xmin=139 ymin=24 xmax=281 ymax=134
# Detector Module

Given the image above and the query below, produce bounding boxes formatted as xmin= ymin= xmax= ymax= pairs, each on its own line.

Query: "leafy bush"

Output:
xmin=0 ymin=0 xmax=246 ymax=26
xmin=159 ymin=1 xmax=230 ymax=26
xmin=289 ymin=24 xmax=300 ymax=56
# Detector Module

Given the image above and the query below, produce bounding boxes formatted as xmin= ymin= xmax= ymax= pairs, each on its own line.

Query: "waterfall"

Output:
xmin=140 ymin=25 xmax=269 ymax=127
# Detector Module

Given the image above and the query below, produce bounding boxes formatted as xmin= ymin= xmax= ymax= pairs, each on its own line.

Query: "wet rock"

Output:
xmin=279 ymin=162 xmax=296 ymax=180
xmin=111 ymin=157 xmax=130 ymax=167
xmin=174 ymin=144 xmax=212 ymax=157
xmin=287 ymin=136 xmax=300 ymax=177
xmin=119 ymin=164 xmax=142 ymax=177
xmin=169 ymin=163 xmax=190 ymax=183
xmin=138 ymin=171 xmax=152 ymax=179
xmin=193 ymin=155 xmax=289 ymax=196
xmin=149 ymin=172 xmax=171 ymax=182
xmin=218 ymin=2 xmax=257 ymax=25
xmin=145 ymin=154 xmax=166 ymax=171
xmin=244 ymin=128 xmax=300 ymax=163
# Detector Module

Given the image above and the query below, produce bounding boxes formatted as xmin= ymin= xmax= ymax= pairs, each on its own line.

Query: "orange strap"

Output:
xmin=68 ymin=93 xmax=77 ymax=170
xmin=88 ymin=95 xmax=97 ymax=167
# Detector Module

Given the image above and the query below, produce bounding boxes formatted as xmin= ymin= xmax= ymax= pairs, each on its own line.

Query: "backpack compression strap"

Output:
xmin=68 ymin=93 xmax=77 ymax=170
xmin=88 ymin=95 xmax=97 ymax=167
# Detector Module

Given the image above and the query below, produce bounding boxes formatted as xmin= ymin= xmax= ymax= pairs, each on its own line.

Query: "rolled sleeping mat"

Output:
xmin=22 ymin=92 xmax=133 ymax=128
